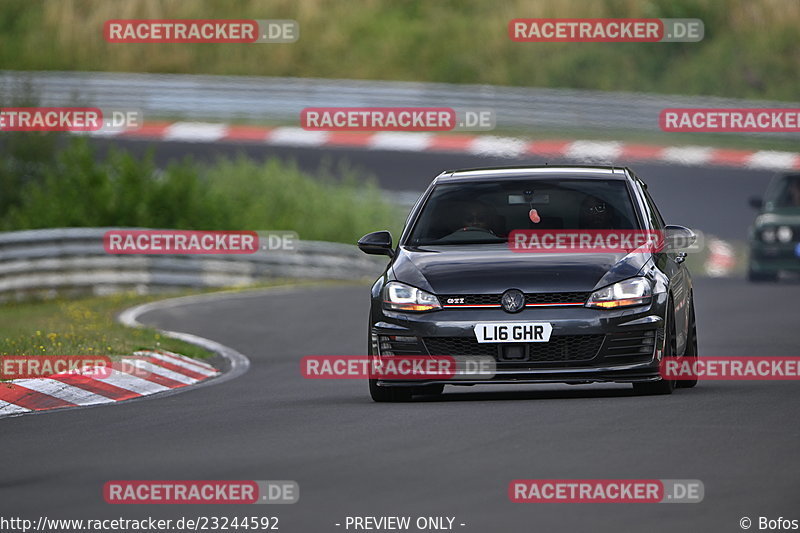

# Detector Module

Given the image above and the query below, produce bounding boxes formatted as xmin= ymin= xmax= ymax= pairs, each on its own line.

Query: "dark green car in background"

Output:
xmin=748 ymin=174 xmax=800 ymax=281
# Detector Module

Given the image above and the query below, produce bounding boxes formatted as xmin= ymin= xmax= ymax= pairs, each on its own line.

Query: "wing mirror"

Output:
xmin=748 ymin=196 xmax=763 ymax=210
xmin=663 ymin=225 xmax=697 ymax=251
xmin=357 ymin=231 xmax=395 ymax=257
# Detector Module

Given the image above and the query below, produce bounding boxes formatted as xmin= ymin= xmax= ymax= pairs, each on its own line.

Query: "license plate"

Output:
xmin=474 ymin=322 xmax=552 ymax=344
xmin=795 ymin=243 xmax=800 ymax=257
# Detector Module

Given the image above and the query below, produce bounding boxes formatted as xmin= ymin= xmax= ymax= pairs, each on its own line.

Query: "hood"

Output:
xmin=392 ymin=244 xmax=649 ymax=294
xmin=755 ymin=211 xmax=800 ymax=227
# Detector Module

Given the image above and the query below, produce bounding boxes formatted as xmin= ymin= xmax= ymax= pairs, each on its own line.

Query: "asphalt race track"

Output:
xmin=2 ymin=142 xmax=798 ymax=532
xmin=86 ymin=137 xmax=778 ymax=241
xmin=2 ymin=279 xmax=799 ymax=531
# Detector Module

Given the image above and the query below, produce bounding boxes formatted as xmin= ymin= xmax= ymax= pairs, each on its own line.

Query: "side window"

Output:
xmin=640 ymin=183 xmax=665 ymax=230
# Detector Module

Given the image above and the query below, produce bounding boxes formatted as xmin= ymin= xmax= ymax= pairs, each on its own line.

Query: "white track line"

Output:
xmin=746 ymin=151 xmax=800 ymax=170
xmin=164 ymin=122 xmax=228 ymax=142
xmin=565 ymin=141 xmax=623 ymax=161
xmin=0 ymin=400 xmax=31 ymax=415
xmin=369 ymin=132 xmax=432 ymax=151
xmin=269 ymin=127 xmax=329 ymax=146
xmin=660 ymin=146 xmax=713 ymax=165
xmin=155 ymin=349 xmax=218 ymax=371
xmin=120 ymin=359 xmax=199 ymax=385
xmin=468 ymin=136 xmax=528 ymax=158
xmin=135 ymin=351 xmax=218 ymax=376
xmin=88 ymin=369 xmax=171 ymax=395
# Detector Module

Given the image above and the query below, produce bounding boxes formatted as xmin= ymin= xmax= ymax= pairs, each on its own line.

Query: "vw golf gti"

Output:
xmin=358 ymin=166 xmax=699 ymax=402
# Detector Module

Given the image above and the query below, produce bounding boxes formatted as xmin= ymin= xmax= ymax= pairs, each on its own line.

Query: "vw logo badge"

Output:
xmin=501 ymin=289 xmax=525 ymax=313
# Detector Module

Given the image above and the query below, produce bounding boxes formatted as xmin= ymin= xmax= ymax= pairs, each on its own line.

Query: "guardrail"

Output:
xmin=0 ymin=228 xmax=386 ymax=302
xmin=1 ymin=70 xmax=797 ymax=138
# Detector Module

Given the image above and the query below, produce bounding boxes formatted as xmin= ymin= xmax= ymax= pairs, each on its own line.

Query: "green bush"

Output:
xmin=1 ymin=137 xmax=404 ymax=243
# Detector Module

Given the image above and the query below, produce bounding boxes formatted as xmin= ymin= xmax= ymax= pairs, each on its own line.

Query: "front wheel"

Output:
xmin=369 ymin=379 xmax=413 ymax=402
xmin=677 ymin=297 xmax=699 ymax=388
xmin=633 ymin=299 xmax=677 ymax=396
xmin=633 ymin=377 xmax=675 ymax=395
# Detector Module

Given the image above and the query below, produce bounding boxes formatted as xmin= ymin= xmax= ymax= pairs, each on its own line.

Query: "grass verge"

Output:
xmin=0 ymin=291 xmax=213 ymax=360
xmin=0 ymin=280 xmax=334 ymax=360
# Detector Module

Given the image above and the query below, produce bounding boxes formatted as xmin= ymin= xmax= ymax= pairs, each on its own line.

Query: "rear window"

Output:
xmin=408 ymin=178 xmax=639 ymax=246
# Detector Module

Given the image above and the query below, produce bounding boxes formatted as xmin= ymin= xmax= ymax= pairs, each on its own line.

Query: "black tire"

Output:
xmin=747 ymin=266 xmax=778 ymax=282
xmin=677 ymin=297 xmax=698 ymax=389
xmin=633 ymin=298 xmax=677 ymax=396
xmin=369 ymin=379 xmax=413 ymax=402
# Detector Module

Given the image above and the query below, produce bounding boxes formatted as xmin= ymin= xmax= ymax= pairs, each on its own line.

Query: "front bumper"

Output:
xmin=370 ymin=294 xmax=668 ymax=387
xmin=749 ymin=241 xmax=800 ymax=273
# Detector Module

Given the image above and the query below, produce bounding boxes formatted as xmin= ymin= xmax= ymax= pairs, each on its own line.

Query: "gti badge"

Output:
xmin=501 ymin=289 xmax=525 ymax=313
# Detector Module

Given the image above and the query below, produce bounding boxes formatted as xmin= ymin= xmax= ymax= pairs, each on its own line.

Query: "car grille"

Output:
xmin=598 ymin=330 xmax=658 ymax=365
xmin=440 ymin=294 xmax=500 ymax=306
xmin=439 ymin=292 xmax=588 ymax=307
xmin=526 ymin=292 xmax=589 ymax=305
xmin=377 ymin=329 xmax=658 ymax=372
xmin=423 ymin=335 xmax=604 ymax=363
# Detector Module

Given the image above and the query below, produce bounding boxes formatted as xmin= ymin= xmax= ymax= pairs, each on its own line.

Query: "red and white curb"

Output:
xmin=89 ymin=121 xmax=800 ymax=171
xmin=704 ymin=238 xmax=738 ymax=277
xmin=0 ymin=289 xmax=266 ymax=418
xmin=0 ymin=350 xmax=219 ymax=417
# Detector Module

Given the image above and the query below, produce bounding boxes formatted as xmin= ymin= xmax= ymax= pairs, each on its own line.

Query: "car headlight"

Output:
xmin=585 ymin=278 xmax=652 ymax=309
xmin=777 ymin=226 xmax=793 ymax=243
xmin=382 ymin=282 xmax=441 ymax=312
xmin=762 ymin=227 xmax=776 ymax=243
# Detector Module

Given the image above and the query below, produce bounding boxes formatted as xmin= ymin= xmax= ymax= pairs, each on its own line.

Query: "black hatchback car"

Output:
xmin=358 ymin=166 xmax=698 ymax=402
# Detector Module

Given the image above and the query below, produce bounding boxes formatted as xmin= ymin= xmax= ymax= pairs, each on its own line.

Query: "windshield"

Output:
xmin=764 ymin=174 xmax=800 ymax=210
xmin=408 ymin=178 xmax=640 ymax=246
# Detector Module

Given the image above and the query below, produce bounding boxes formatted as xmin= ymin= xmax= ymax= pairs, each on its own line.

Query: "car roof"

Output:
xmin=436 ymin=165 xmax=632 ymax=183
